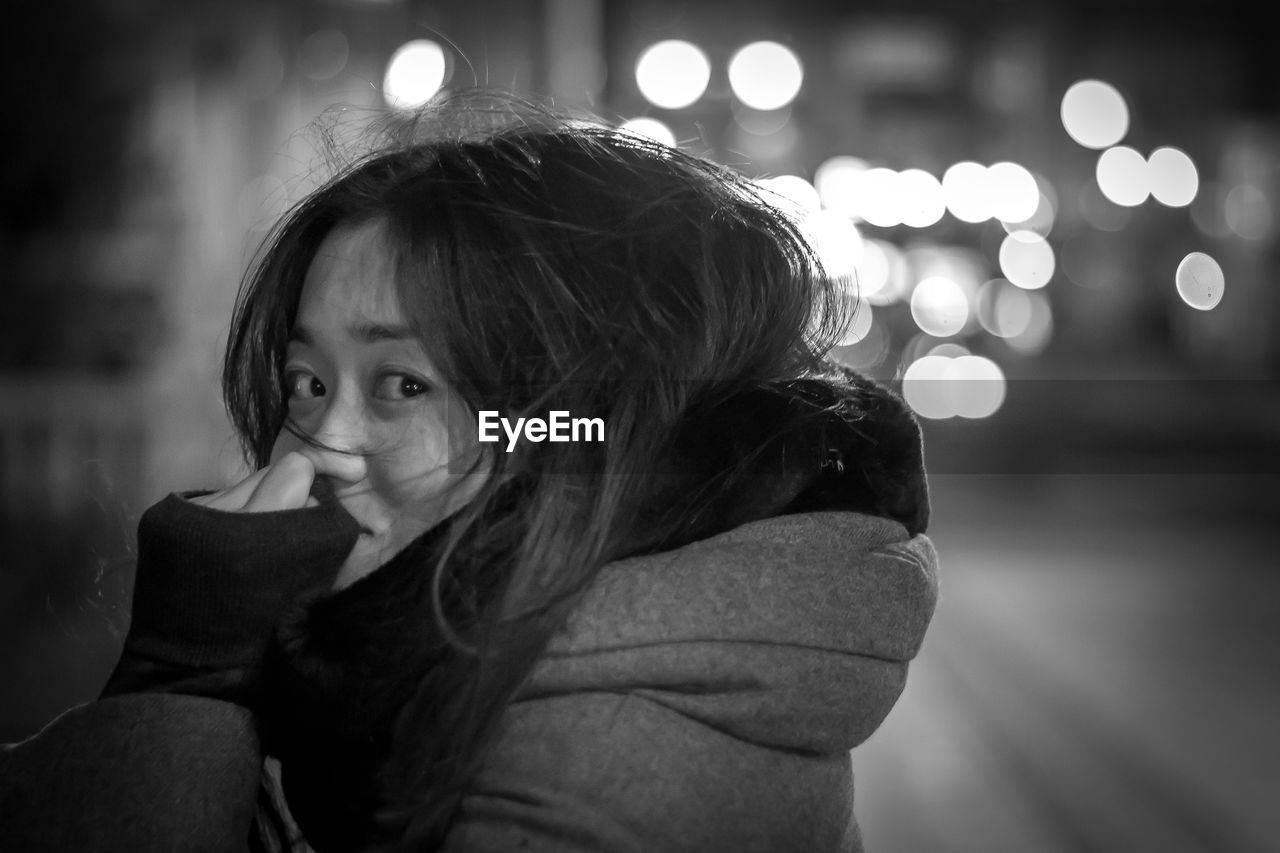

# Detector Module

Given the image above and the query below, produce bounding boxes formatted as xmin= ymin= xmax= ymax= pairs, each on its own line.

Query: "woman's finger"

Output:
xmin=188 ymin=466 xmax=273 ymax=511
xmin=243 ymin=451 xmax=317 ymax=512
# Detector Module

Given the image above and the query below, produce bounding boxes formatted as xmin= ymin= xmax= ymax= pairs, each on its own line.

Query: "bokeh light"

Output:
xmin=977 ymin=278 xmax=1033 ymax=338
xmin=926 ymin=343 xmax=971 ymax=359
xmin=728 ymin=41 xmax=804 ymax=110
xmin=902 ymin=355 xmax=955 ymax=419
xmin=299 ymin=29 xmax=349 ymax=81
xmin=907 ymin=245 xmax=985 ymax=309
xmin=854 ymin=238 xmax=890 ymax=302
xmin=1223 ymin=184 xmax=1273 ymax=240
xmin=383 ymin=40 xmax=448 ymax=109
xmin=897 ymin=169 xmax=946 ymax=228
xmin=1005 ymin=290 xmax=1053 ymax=354
xmin=635 ymin=40 xmax=711 ymax=109
xmin=1146 ymin=147 xmax=1199 ymax=207
xmin=857 ymin=238 xmax=908 ymax=306
xmin=987 ymin=162 xmax=1040 ymax=223
xmin=830 ymin=315 xmax=890 ymax=370
xmin=901 ymin=332 xmax=946 ymax=367
xmin=998 ymin=232 xmax=1056 ymax=289
xmin=815 ymin=156 xmax=868 ymax=220
xmin=1060 ymin=79 xmax=1129 ymax=149
xmin=946 ymin=356 xmax=1007 ymax=418
xmin=910 ymin=276 xmax=970 ymax=337
xmin=757 ymin=175 xmax=822 ymax=219
xmin=1190 ymin=181 xmax=1232 ymax=238
xmin=619 ymin=117 xmax=676 ymax=147
xmin=942 ymin=162 xmax=992 ymax=223
xmin=858 ymin=168 xmax=903 ymax=228
xmin=805 ymin=209 xmax=864 ymax=279
xmin=902 ymin=354 xmax=1006 ymax=420
xmin=1001 ymin=175 xmax=1057 ymax=241
xmin=1096 ymin=146 xmax=1149 ymax=207
xmin=1175 ymin=252 xmax=1225 ymax=310
xmin=836 ymin=296 xmax=875 ymax=345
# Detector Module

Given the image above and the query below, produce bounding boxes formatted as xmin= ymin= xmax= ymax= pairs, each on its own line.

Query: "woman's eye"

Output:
xmin=375 ymin=373 xmax=430 ymax=401
xmin=285 ymin=370 xmax=325 ymax=400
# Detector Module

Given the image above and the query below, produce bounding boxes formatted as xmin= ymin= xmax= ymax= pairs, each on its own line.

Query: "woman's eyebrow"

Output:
xmin=289 ymin=321 xmax=417 ymax=345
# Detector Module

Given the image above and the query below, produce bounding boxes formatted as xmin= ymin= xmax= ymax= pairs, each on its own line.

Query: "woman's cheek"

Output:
xmin=380 ymin=457 xmax=454 ymax=507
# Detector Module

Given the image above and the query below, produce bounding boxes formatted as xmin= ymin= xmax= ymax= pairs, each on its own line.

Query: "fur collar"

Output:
xmin=627 ymin=363 xmax=929 ymax=554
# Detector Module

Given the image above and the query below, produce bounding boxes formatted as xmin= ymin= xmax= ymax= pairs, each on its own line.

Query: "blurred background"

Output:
xmin=2 ymin=0 xmax=1277 ymax=850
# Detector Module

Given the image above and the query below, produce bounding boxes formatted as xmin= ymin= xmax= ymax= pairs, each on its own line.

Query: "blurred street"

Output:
xmin=855 ymin=473 xmax=1279 ymax=853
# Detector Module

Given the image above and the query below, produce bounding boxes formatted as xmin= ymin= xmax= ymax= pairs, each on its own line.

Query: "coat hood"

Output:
xmin=522 ymin=509 xmax=937 ymax=755
xmin=519 ymin=361 xmax=938 ymax=754
xmin=514 ymin=361 xmax=936 ymax=753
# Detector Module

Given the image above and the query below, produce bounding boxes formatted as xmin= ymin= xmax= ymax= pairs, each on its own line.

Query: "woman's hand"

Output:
xmin=99 ymin=448 xmax=363 ymax=705
xmin=188 ymin=451 xmax=322 ymax=512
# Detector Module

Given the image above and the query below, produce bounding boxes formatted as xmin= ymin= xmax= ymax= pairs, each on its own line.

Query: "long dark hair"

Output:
xmin=224 ymin=92 xmax=850 ymax=851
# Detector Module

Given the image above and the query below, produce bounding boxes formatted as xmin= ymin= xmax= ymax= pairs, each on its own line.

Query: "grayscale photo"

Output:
xmin=1 ymin=1 xmax=1276 ymax=851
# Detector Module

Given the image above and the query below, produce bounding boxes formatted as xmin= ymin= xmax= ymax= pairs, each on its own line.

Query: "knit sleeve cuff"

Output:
xmin=113 ymin=489 xmax=362 ymax=674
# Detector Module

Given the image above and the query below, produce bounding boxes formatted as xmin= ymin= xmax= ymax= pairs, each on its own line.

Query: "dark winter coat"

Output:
xmin=0 ymin=367 xmax=939 ymax=852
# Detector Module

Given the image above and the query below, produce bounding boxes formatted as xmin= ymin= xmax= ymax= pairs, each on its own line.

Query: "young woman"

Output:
xmin=0 ymin=96 xmax=938 ymax=852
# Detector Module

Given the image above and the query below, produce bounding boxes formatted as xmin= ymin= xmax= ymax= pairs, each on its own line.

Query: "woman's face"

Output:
xmin=271 ymin=219 xmax=489 ymax=590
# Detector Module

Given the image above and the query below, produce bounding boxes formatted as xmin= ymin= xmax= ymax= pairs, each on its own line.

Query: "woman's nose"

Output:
xmin=303 ymin=393 xmax=372 ymax=485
